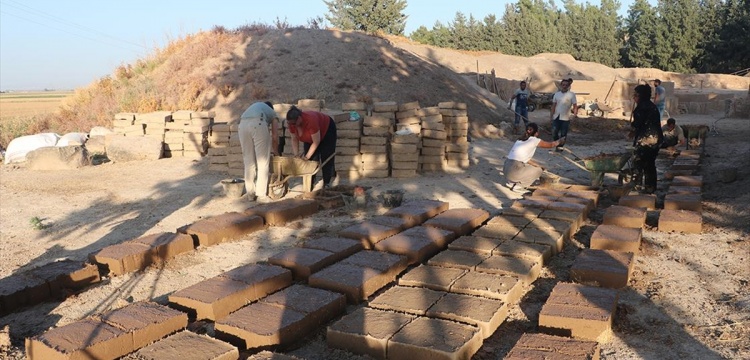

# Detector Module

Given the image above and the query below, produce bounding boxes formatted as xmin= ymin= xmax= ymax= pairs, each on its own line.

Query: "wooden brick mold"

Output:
xmin=244 ymin=198 xmax=318 ymax=226
xmin=133 ymin=330 xmax=239 ymax=360
xmin=570 ymin=249 xmax=635 ymax=289
xmin=538 ymin=283 xmax=619 ymax=342
xmin=505 ymin=333 xmax=600 ymax=360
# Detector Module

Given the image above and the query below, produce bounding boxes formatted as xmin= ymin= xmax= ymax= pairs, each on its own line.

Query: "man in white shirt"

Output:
xmin=550 ymin=78 xmax=578 ymax=152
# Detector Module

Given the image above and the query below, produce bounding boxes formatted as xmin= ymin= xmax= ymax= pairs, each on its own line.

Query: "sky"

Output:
xmin=0 ymin=0 xmax=640 ymax=91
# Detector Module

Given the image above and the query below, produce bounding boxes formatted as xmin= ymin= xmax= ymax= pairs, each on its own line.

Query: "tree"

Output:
xmin=703 ymin=0 xmax=750 ymax=73
xmin=323 ymin=0 xmax=408 ymax=35
xmin=621 ymin=0 xmax=662 ymax=68
xmin=656 ymin=0 xmax=702 ymax=72
xmin=501 ymin=0 xmax=567 ymax=57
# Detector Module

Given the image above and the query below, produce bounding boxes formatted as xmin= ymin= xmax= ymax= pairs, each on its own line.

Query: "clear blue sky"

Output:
xmin=0 ymin=0 xmax=639 ymax=91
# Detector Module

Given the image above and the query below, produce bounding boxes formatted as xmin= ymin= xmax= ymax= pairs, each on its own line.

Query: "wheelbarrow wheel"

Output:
xmin=268 ymin=181 xmax=288 ymax=200
xmin=593 ymin=109 xmax=604 ymax=117
xmin=528 ymin=103 xmax=536 ymax=112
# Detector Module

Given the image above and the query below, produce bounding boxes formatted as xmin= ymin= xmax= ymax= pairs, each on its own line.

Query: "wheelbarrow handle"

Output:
xmin=313 ymin=153 xmax=336 ymax=175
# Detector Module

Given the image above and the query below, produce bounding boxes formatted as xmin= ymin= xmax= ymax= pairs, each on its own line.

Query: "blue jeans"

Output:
xmin=551 ymin=118 xmax=569 ymax=146
xmin=514 ymin=106 xmax=528 ymax=126
xmin=656 ymin=103 xmax=665 ymax=120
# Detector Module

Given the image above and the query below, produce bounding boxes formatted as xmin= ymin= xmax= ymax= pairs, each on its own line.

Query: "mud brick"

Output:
xmin=130 ymin=232 xmax=194 ymax=262
xmin=338 ymin=129 xmax=362 ymax=138
xmin=472 ymin=223 xmax=523 ymax=240
xmin=25 ymin=319 xmax=131 ymax=360
xmin=0 ymin=274 xmax=49 ymax=315
xmin=339 ymin=221 xmax=402 ymax=249
xmin=392 ymin=133 xmax=420 ymax=144
xmin=168 ymin=276 xmax=258 ymax=321
xmin=372 ymin=101 xmax=398 ymax=112
xmin=450 ymin=271 xmax=523 ymax=304
xmin=362 ymin=160 xmax=389 ymax=171
xmin=502 ymin=207 xmax=544 ymax=219
xmin=244 ymin=198 xmax=318 ymax=226
xmin=665 ymin=169 xmax=697 ymax=179
xmin=538 ymin=282 xmax=619 ymax=342
xmin=89 ymin=242 xmax=152 ymax=276
xmin=570 ymin=249 xmax=634 ymax=289
xmin=384 ymin=199 xmax=449 ymax=224
xmin=215 ymin=302 xmax=304 ymax=349
xmin=361 ymin=153 xmax=388 ymax=163
xmin=664 ymin=193 xmax=702 ymax=212
xmin=671 ymin=175 xmax=702 ymax=187
xmin=374 ymin=234 xmax=441 ymax=265
xmin=532 ymin=188 xmax=567 ymax=198
xmin=476 ymin=255 xmax=541 ymax=285
xmin=526 ymin=217 xmax=575 ymax=241
xmin=368 ymin=285 xmax=446 ymax=315
xmin=401 ymin=226 xmax=457 ymax=247
xmin=448 ymin=235 xmax=503 ymax=255
xmin=547 ymin=201 xmax=588 ymax=218
xmin=339 ymin=250 xmax=408 ymax=274
xmin=301 ymin=236 xmax=363 ymax=260
xmin=336 ymin=146 xmax=361 ymax=156
xmin=426 ymin=292 xmax=508 ymax=339
xmin=180 ymin=212 xmax=265 ymax=247
xmin=363 ymin=127 xmax=391 ymax=137
xmin=267 ymin=248 xmax=339 ymax=280
xmin=421 ymin=129 xmax=447 ymax=140
xmin=423 ymin=208 xmax=490 ymax=236
xmin=658 ymin=209 xmax=702 ymax=233
xmin=327 ymin=307 xmax=416 ymax=360
xmin=134 ymin=330 xmax=239 ymax=360
xmin=513 ymin=227 xmax=564 ymax=255
xmin=309 ymin=263 xmax=392 ymax=304
xmin=505 ymin=333 xmax=600 ymax=360
xmin=667 ymin=185 xmax=701 ymax=194
xmin=388 ymin=316 xmax=482 ymax=360
xmin=511 ymin=198 xmax=552 ymax=210
xmin=337 ymin=120 xmax=362 ymax=131
xmin=445 ymin=142 xmax=469 ymax=152
xmin=525 ymin=195 xmax=559 ymax=203
xmin=27 ymin=260 xmax=101 ymax=297
xmin=398 ymin=264 xmax=467 ymax=291
xmin=247 ymin=351 xmax=301 ymax=360
xmin=428 ymin=249 xmax=489 ymax=270
xmin=362 ymin=169 xmax=389 ymax=178
xmin=98 ymin=301 xmax=187 ymax=350
xmin=487 ymin=215 xmax=532 ymax=228
xmin=421 ymin=120 xmax=445 ymax=131
xmin=538 ymin=210 xmax=583 ymax=230
xmin=361 ymin=136 xmax=387 ymax=146
xmin=557 ymin=195 xmax=596 ymax=214
xmin=492 ymin=239 xmax=551 ymax=264
xmin=602 ymin=205 xmax=646 ymax=229
xmin=261 ymin=284 xmax=346 ymax=328
xmin=390 ymin=143 xmax=419 ymax=153
xmin=421 ymin=138 xmax=444 ymax=148
xmin=564 ymin=190 xmax=601 ymax=207
xmin=220 ymin=263 xmax=293 ymax=298
xmin=591 ymin=225 xmax=642 ymax=253
xmin=619 ymin=194 xmax=657 ymax=210
xmin=671 ymin=159 xmax=700 ymax=171
xmin=366 ymin=215 xmax=414 ymax=232
xmin=420 ymin=146 xmax=445 ymax=156
xmin=360 ymin=145 xmax=388 ymax=154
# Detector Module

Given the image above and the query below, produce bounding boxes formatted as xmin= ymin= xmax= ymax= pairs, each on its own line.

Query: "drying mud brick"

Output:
xmin=398 ymin=264 xmax=467 ymax=292
xmin=447 ymin=235 xmax=503 ymax=255
xmin=261 ymin=284 xmax=346 ymax=330
xmin=513 ymin=227 xmax=564 ymax=255
xmin=25 ymin=319 xmax=131 ymax=360
xmin=590 ymin=225 xmax=642 ymax=253
xmin=220 ymin=263 xmax=293 ymax=299
xmin=89 ymin=242 xmax=153 ymax=276
xmin=476 ymin=255 xmax=541 ymax=285
xmin=368 ymin=285 xmax=446 ymax=315
xmin=505 ymin=333 xmax=600 ymax=360
xmin=538 ymin=210 xmax=583 ymax=230
xmin=564 ymin=190 xmax=601 ymax=207
xmin=658 ymin=209 xmax=702 ymax=233
xmin=547 ymin=202 xmax=589 ymax=218
xmin=267 ymin=248 xmax=339 ymax=280
xmin=450 ymin=271 xmax=523 ymax=304
xmin=341 ymin=250 xmax=409 ymax=273
xmin=472 ymin=223 xmax=523 ymax=240
xmin=671 ymin=175 xmax=703 ymax=187
xmin=374 ymin=233 xmax=442 ymax=264
xmin=502 ymin=207 xmax=544 ymax=219
xmin=368 ymin=215 xmax=417 ymax=231
xmin=570 ymin=249 xmax=635 ymax=289
xmin=525 ymin=217 xmax=575 ymax=242
xmin=339 ymin=221 xmax=403 ymax=249
xmin=428 ymin=249 xmax=489 ymax=270
xmin=492 ymin=240 xmax=551 ymax=264
xmin=27 ymin=260 xmax=101 ymax=298
xmin=538 ymin=283 xmax=619 ymax=342
xmin=395 ymin=226 xmax=457 ymax=247
xmin=244 ymin=198 xmax=318 ymax=226
xmin=423 ymin=208 xmax=490 ymax=236
xmin=301 ymin=236 xmax=363 ymax=260
xmin=557 ymin=195 xmax=596 ymax=213
xmin=0 ymin=274 xmax=49 ymax=315
xmin=667 ymin=185 xmax=701 ymax=194
xmin=384 ymin=199 xmax=449 ymax=225
xmin=602 ymin=205 xmax=647 ymax=229
xmin=511 ymin=198 xmax=552 ymax=210
xmin=426 ymin=292 xmax=508 ymax=339
xmin=388 ymin=316 xmax=482 ymax=360
xmin=487 ymin=215 xmax=532 ymax=228
xmin=131 ymin=232 xmax=195 ymax=263
xmin=664 ymin=193 xmax=702 ymax=212
xmin=618 ymin=194 xmax=657 ymax=210
xmin=246 ymin=351 xmax=301 ymax=360
xmin=327 ymin=307 xmax=416 ymax=360
xmin=133 ymin=331 xmax=239 ymax=360
xmin=310 ymin=251 xmax=408 ymax=303
xmin=179 ymin=212 xmax=264 ymax=247
xmin=98 ymin=301 xmax=188 ymax=350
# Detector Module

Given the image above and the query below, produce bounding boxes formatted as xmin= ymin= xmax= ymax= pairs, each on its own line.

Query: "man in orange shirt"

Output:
xmin=286 ymin=106 xmax=338 ymax=189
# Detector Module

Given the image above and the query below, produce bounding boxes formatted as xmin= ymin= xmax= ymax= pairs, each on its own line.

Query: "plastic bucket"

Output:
xmin=221 ymin=178 xmax=245 ymax=198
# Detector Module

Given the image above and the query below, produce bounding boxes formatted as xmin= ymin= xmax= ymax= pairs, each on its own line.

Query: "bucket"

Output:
xmin=381 ymin=190 xmax=404 ymax=208
xmin=221 ymin=178 xmax=245 ymax=198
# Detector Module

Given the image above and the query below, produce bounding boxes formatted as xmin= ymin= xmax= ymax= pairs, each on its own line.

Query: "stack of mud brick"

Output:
xmin=112 ymin=112 xmax=142 ymax=136
xmin=361 ymin=101 xmax=395 ymax=179
xmin=139 ymin=111 xmax=171 ymax=151
xmin=659 ymin=149 xmax=704 ymax=234
xmin=207 ymin=122 xmax=233 ymax=173
xmin=419 ymin=105 xmax=447 ymax=172
xmin=272 ymin=103 xmax=295 ymax=155
xmin=440 ymin=102 xmax=471 ymax=168
xmin=170 ymin=110 xmax=213 ymax=159
xmin=336 ymin=102 xmax=367 ymax=180
xmin=391 ymin=101 xmax=421 ymax=177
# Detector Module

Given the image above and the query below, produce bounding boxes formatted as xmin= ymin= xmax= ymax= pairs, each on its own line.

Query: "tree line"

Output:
xmin=324 ymin=0 xmax=750 ymax=74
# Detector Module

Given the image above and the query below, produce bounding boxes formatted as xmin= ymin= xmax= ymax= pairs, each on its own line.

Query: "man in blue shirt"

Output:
xmin=653 ymin=79 xmax=666 ymax=122
xmin=508 ymin=80 xmax=530 ymax=133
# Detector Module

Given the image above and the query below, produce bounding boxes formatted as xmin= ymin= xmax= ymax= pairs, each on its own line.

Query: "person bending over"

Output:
xmin=503 ymin=122 xmax=561 ymax=194
xmin=661 ymin=118 xmax=685 ymax=149
xmin=286 ymin=106 xmax=337 ymax=189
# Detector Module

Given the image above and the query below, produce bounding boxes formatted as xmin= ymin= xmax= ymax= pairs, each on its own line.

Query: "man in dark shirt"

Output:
xmin=630 ymin=84 xmax=664 ymax=194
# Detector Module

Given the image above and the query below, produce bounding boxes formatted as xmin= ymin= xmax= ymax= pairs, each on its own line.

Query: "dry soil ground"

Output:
xmin=0 ymin=111 xmax=748 ymax=359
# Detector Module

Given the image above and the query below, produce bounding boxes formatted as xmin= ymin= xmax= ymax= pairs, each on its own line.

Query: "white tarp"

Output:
xmin=4 ymin=133 xmax=61 ymax=164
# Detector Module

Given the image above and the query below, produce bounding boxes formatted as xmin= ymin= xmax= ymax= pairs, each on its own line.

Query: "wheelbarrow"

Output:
xmin=268 ymin=154 xmax=335 ymax=200
xmin=554 ymin=147 xmax=634 ymax=187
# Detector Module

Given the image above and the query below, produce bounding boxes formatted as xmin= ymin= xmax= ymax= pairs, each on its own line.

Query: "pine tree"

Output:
xmin=323 ymin=0 xmax=408 ymax=35
xmin=704 ymin=0 xmax=750 ymax=73
xmin=621 ymin=0 xmax=661 ymax=68
xmin=656 ymin=0 xmax=702 ymax=73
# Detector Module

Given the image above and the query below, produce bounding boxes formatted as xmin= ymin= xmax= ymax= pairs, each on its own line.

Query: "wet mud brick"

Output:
xmin=570 ymin=249 xmax=635 ymax=289
xmin=300 ymin=236 xmax=363 ymax=260
xmin=309 ymin=251 xmax=408 ymax=303
xmin=505 ymin=333 xmax=600 ymax=360
xmin=513 ymin=227 xmax=564 ymax=255
xmin=387 ymin=316 xmax=483 ymax=360
xmin=368 ymin=285 xmax=446 ymax=315
xmin=423 ymin=208 xmax=490 ymax=236
xmin=525 ymin=217 xmax=574 ymax=242
xmin=25 ymin=319 xmax=131 ymax=360
xmin=557 ymin=195 xmax=596 ymax=214
xmin=471 ymin=223 xmax=523 ymax=241
xmin=368 ymin=215 xmax=418 ymax=231
xmin=538 ymin=282 xmax=619 ymax=342
xmin=374 ymin=226 xmax=456 ymax=264
xmin=487 ymin=215 xmax=533 ymax=229
xmin=671 ymin=175 xmax=702 ymax=187
xmin=618 ymin=194 xmax=656 ymax=210
xmin=129 ymin=232 xmax=195 ymax=263
xmin=179 ymin=212 xmax=265 ymax=247
xmin=215 ymin=285 xmax=345 ymax=349
xmin=538 ymin=209 xmax=584 ymax=231
xmin=564 ymin=189 xmax=601 ymax=207
xmin=590 ymin=225 xmax=642 ymax=253
xmin=267 ymin=247 xmax=339 ymax=280
xmin=501 ymin=207 xmax=544 ymax=220
xmin=339 ymin=220 xmax=402 ymax=249
xmin=0 ymin=274 xmax=49 ymax=315
xmin=667 ymin=185 xmax=701 ymax=195
xmin=492 ymin=239 xmax=551 ymax=264
xmin=169 ymin=264 xmax=292 ymax=320
xmin=89 ymin=242 xmax=153 ymax=276
xmin=547 ymin=201 xmax=589 ymax=219
xmin=664 ymin=193 xmax=702 ymax=212
xmin=658 ymin=209 xmax=702 ymax=233
xmin=476 ymin=255 xmax=541 ymax=285
xmin=427 ymin=249 xmax=489 ymax=270
xmin=450 ymin=271 xmax=523 ymax=304
xmin=511 ymin=198 xmax=552 ymax=210
xmin=244 ymin=198 xmax=318 ymax=226
xmin=602 ymin=205 xmax=646 ymax=229
xmin=426 ymin=292 xmax=508 ymax=339
xmin=383 ymin=199 xmax=449 ymax=225
xmin=98 ymin=301 xmax=188 ymax=350
xmin=133 ymin=330 xmax=239 ymax=360
xmin=27 ymin=260 xmax=101 ymax=298
xmin=327 ymin=307 xmax=416 ymax=360
xmin=447 ymin=235 xmax=504 ymax=255
xmin=398 ymin=264 xmax=467 ymax=291
xmin=247 ymin=351 xmax=301 ymax=360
